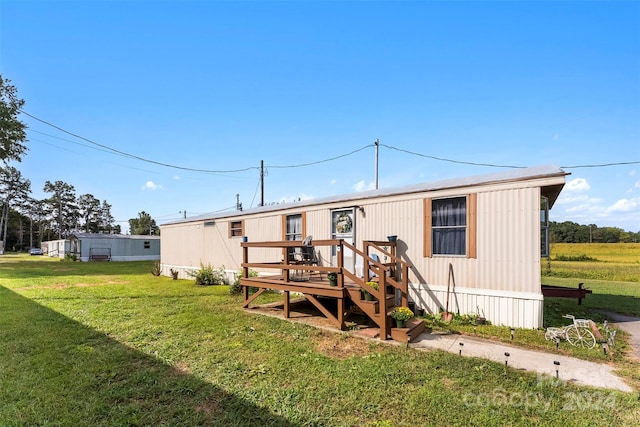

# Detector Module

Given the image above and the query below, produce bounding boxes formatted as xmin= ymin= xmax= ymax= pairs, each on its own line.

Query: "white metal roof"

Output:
xmin=162 ymin=164 xmax=567 ymax=227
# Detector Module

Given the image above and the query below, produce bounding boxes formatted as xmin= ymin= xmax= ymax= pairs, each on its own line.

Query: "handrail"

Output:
xmin=364 ymin=240 xmax=411 ymax=307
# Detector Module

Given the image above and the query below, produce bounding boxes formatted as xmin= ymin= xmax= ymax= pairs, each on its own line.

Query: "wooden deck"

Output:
xmin=240 ymin=239 xmax=424 ymax=342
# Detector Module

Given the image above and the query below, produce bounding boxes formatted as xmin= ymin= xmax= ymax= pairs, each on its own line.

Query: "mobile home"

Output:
xmin=43 ymin=233 xmax=160 ymax=262
xmin=160 ymin=165 xmax=567 ymax=329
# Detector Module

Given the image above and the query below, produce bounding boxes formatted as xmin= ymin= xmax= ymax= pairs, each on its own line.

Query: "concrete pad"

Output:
xmin=410 ymin=332 xmax=633 ymax=393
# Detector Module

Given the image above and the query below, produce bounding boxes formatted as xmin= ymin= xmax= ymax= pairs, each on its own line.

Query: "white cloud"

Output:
xmin=605 ymin=198 xmax=640 ymax=214
xmin=173 ymin=175 xmax=181 ymax=180
xmin=564 ymin=178 xmax=590 ymax=192
xmin=353 ymin=180 xmax=376 ymax=192
xmin=330 ymin=179 xmax=337 ymax=185
xmin=629 ymin=170 xmax=637 ymax=177
xmin=553 ymin=133 xmax=559 ymax=141
xmin=142 ymin=181 xmax=163 ymax=191
xmin=635 ymin=180 xmax=640 ymax=189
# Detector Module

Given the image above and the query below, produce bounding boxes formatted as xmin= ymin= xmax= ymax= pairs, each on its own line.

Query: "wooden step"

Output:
xmin=390 ymin=318 xmax=426 ymax=343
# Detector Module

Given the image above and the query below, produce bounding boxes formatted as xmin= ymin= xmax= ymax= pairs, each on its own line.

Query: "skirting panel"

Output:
xmin=409 ymin=284 xmax=544 ymax=329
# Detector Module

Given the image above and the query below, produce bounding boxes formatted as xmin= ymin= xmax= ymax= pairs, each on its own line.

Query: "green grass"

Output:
xmin=1 ymin=255 xmax=639 ymax=426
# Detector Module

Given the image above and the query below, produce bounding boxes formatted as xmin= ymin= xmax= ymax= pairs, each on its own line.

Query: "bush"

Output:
xmin=150 ymin=261 xmax=161 ymax=276
xmin=188 ymin=263 xmax=227 ymax=286
xmin=62 ymin=253 xmax=77 ymax=262
xmin=230 ymin=268 xmax=258 ymax=295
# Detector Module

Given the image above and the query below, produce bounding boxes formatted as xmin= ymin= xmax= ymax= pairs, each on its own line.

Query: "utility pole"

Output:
xmin=260 ymin=160 xmax=265 ymax=207
xmin=374 ymin=139 xmax=379 ymax=190
xmin=236 ymin=193 xmax=243 ymax=211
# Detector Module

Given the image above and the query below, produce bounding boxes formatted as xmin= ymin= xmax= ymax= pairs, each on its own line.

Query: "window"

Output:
xmin=540 ymin=197 xmax=550 ymax=258
xmin=424 ymin=194 xmax=476 ymax=258
xmin=285 ymin=214 xmax=303 ymax=241
xmin=144 ymin=241 xmax=151 ymax=249
xmin=432 ymin=197 xmax=467 ymax=255
xmin=229 ymin=220 xmax=244 ymax=237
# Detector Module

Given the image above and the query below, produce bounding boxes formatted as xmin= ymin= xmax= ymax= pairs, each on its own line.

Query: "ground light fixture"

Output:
xmin=510 ymin=327 xmax=515 ymax=341
xmin=504 ymin=352 xmax=510 ymax=367
xmin=554 ymin=361 xmax=560 ymax=379
xmin=459 ymin=342 xmax=464 ymax=356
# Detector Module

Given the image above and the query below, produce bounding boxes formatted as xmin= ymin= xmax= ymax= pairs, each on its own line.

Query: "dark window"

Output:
xmin=432 ymin=197 xmax=467 ymax=256
xmin=230 ymin=220 xmax=243 ymax=237
xmin=540 ymin=197 xmax=550 ymax=258
xmin=144 ymin=241 xmax=151 ymax=249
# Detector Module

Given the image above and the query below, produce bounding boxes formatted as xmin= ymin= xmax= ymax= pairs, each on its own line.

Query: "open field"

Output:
xmin=543 ymin=243 xmax=640 ymax=282
xmin=1 ymin=255 xmax=639 ymax=426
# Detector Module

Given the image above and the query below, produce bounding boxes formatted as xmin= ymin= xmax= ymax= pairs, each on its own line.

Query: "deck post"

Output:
xmin=337 ymin=295 xmax=345 ymax=329
xmin=401 ymin=265 xmax=409 ymax=307
xmin=379 ymin=274 xmax=388 ymax=339
xmin=284 ymin=291 xmax=290 ymax=318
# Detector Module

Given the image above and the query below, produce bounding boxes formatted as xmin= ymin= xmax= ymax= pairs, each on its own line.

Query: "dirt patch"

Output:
xmin=314 ymin=333 xmax=373 ymax=359
xmin=196 ymin=399 xmax=222 ymax=418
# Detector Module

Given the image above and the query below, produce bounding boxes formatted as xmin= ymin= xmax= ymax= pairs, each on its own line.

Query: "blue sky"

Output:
xmin=1 ymin=1 xmax=639 ymax=233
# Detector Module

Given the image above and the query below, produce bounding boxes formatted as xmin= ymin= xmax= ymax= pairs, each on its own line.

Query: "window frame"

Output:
xmin=229 ymin=220 xmax=244 ymax=238
xmin=424 ymin=194 xmax=477 ymax=258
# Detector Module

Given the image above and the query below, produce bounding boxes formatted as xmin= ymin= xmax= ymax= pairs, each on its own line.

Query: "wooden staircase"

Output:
xmin=341 ymin=240 xmax=425 ymax=343
xmin=345 ymin=285 xmax=425 ymax=343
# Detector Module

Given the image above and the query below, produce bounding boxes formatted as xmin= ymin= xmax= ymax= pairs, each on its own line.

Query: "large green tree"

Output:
xmin=100 ymin=200 xmax=118 ymax=233
xmin=0 ymin=166 xmax=31 ymax=249
xmin=43 ymin=180 xmax=78 ymax=239
xmin=78 ymin=193 xmax=101 ymax=233
xmin=0 ymin=75 xmax=28 ymax=164
xmin=128 ymin=211 xmax=157 ymax=235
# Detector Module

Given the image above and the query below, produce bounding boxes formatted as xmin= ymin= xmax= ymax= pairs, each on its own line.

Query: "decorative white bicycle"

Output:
xmin=545 ymin=314 xmax=597 ymax=349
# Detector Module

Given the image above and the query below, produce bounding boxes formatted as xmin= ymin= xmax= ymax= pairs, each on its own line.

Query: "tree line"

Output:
xmin=0 ymin=74 xmax=157 ymax=252
xmin=550 ymin=221 xmax=640 ymax=244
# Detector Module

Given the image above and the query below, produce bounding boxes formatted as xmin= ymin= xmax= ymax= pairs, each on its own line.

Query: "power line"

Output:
xmin=23 ymin=110 xmax=638 ymax=175
xmin=380 ymin=143 xmax=525 ymax=169
xmin=560 ymin=161 xmax=640 ymax=168
xmin=21 ymin=110 xmax=259 ymax=174
xmin=268 ymin=144 xmax=374 ymax=168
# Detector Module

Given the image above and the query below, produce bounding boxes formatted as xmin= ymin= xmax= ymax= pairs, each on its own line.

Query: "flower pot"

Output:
xmin=394 ymin=319 xmax=406 ymax=328
xmin=387 ymin=235 xmax=398 ymax=242
xmin=329 ymin=278 xmax=337 ymax=287
xmin=363 ymin=291 xmax=373 ymax=301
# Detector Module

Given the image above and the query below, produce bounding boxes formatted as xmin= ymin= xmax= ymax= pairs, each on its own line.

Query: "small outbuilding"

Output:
xmin=43 ymin=233 xmax=160 ymax=262
xmin=160 ymin=165 xmax=567 ymax=329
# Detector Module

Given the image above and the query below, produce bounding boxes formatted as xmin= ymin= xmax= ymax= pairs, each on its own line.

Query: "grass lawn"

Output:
xmin=1 ymin=255 xmax=639 ymax=426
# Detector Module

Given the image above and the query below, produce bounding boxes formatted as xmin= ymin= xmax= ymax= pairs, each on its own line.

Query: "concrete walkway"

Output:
xmin=409 ymin=332 xmax=634 ymax=393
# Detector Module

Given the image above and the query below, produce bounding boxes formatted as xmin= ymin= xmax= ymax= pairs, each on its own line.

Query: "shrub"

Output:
xmin=553 ymin=254 xmax=598 ymax=262
xmin=62 ymin=253 xmax=77 ymax=262
xmin=150 ymin=261 xmax=161 ymax=276
xmin=188 ymin=263 xmax=227 ymax=286
xmin=230 ymin=268 xmax=258 ymax=295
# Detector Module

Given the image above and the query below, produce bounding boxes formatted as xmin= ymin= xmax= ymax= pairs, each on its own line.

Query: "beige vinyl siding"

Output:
xmin=476 ymin=186 xmax=541 ymax=294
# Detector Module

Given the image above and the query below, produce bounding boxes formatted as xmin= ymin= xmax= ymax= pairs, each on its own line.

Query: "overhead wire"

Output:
xmin=21 ymin=110 xmax=259 ymax=174
xmin=268 ymin=144 xmax=374 ymax=168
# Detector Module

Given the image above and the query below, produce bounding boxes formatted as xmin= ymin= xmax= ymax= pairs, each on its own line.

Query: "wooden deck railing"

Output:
xmin=240 ymin=238 xmax=413 ymax=339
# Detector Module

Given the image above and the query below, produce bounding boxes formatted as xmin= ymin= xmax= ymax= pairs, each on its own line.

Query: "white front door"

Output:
xmin=331 ymin=208 xmax=355 ymax=273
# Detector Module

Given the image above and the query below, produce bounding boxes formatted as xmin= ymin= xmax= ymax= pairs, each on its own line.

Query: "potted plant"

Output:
xmin=327 ymin=272 xmax=338 ymax=286
xmin=362 ymin=281 xmax=378 ymax=301
xmin=391 ymin=306 xmax=414 ymax=328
